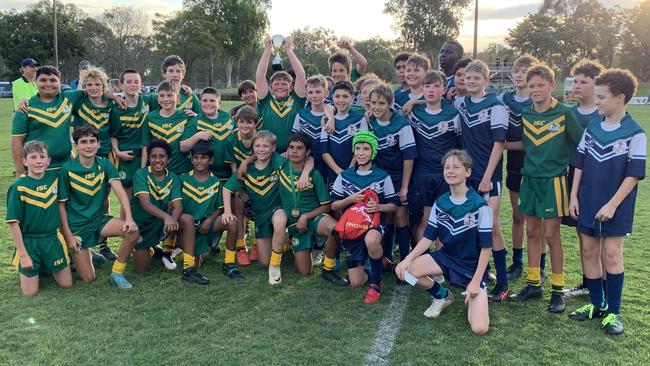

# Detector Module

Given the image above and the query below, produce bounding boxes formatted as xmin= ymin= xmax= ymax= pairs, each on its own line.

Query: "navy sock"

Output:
xmin=383 ymin=225 xmax=395 ymax=261
xmin=606 ymin=272 xmax=624 ymax=314
xmin=513 ymin=248 xmax=523 ymax=266
xmin=540 ymin=252 xmax=547 ymax=271
xmin=586 ymin=277 xmax=606 ymax=309
xmin=396 ymin=226 xmax=411 ymax=261
xmin=492 ymin=249 xmax=508 ymax=286
xmin=426 ymin=282 xmax=448 ymax=299
xmin=369 ymin=256 xmax=383 ymax=285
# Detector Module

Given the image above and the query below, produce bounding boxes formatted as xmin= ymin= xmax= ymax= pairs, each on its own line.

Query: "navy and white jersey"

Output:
xmin=323 ymin=112 xmax=368 ymax=182
xmin=408 ymin=101 xmax=461 ymax=175
xmin=454 ymin=94 xmax=508 ymax=181
xmin=572 ymin=114 xmax=646 ymax=235
xmin=424 ymin=188 xmax=493 ymax=263
xmin=393 ymin=90 xmax=424 ymax=114
xmin=292 ymin=107 xmax=327 ymax=158
xmin=499 ymin=91 xmax=532 ymax=174
xmin=331 ymin=166 xmax=400 ymax=223
xmin=368 ymin=112 xmax=418 ymax=179
xmin=572 ymin=105 xmax=600 ymax=128
xmin=446 ymin=75 xmax=455 ymax=88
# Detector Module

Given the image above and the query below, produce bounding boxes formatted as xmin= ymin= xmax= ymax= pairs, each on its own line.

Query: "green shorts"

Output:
xmin=13 ymin=231 xmax=69 ymax=277
xmin=70 ymin=215 xmax=113 ymax=249
xmin=252 ymin=209 xmax=277 ymax=239
xmin=519 ymin=175 xmax=569 ymax=218
xmin=114 ymin=151 xmax=142 ymax=188
xmin=287 ymin=213 xmax=327 ymax=252
xmin=135 ymin=217 xmax=164 ymax=250
xmin=194 ymin=218 xmax=223 ymax=256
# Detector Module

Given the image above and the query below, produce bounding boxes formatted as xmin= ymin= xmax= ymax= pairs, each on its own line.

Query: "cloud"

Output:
xmin=464 ymin=3 xmax=540 ymax=21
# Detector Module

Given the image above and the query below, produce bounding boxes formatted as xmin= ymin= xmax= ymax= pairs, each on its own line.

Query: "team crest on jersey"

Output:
xmin=176 ymin=125 xmax=185 ymax=134
xmin=207 ymin=189 xmax=214 ymax=195
xmin=386 ymin=134 xmax=397 ymax=146
xmin=613 ymin=140 xmax=627 ymax=153
xmin=103 ymin=113 xmax=110 ymax=119
xmin=162 ymin=188 xmax=170 ymax=195
xmin=63 ymin=105 xmax=70 ymax=114
xmin=438 ymin=122 xmax=449 ymax=133
xmin=137 ymin=235 xmax=143 ymax=243
xmin=463 ymin=213 xmax=475 ymax=227
xmin=52 ymin=187 xmax=58 ymax=194
xmin=269 ymin=174 xmax=278 ymax=182
xmin=141 ymin=105 xmax=149 ymax=114
xmin=347 ymin=124 xmax=358 ymax=136
xmin=370 ymin=182 xmax=382 ymax=192
xmin=549 ymin=123 xmax=559 ymax=132
xmin=291 ymin=237 xmax=299 ymax=247
xmin=119 ymin=171 xmax=127 ymax=180
xmin=478 ymin=110 xmax=489 ymax=122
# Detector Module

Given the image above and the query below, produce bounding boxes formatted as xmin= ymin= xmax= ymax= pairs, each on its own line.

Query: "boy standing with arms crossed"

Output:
xmin=509 ymin=64 xmax=583 ymax=313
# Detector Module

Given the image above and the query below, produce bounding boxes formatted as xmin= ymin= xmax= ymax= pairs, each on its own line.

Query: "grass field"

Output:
xmin=0 ymin=98 xmax=649 ymax=366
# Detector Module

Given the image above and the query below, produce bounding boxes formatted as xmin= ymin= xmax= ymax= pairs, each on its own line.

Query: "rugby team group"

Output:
xmin=8 ymin=35 xmax=645 ymax=335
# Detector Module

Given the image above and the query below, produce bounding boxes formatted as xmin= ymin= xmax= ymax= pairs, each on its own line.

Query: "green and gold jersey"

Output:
xmin=58 ymin=157 xmax=119 ymax=227
xmin=110 ymin=94 xmax=155 ymax=152
xmin=12 ymin=90 xmax=86 ymax=168
xmin=223 ymin=153 xmax=283 ymax=221
xmin=6 ymin=171 xmax=60 ymax=235
xmin=74 ymin=96 xmax=113 ymax=157
xmin=224 ymin=131 xmax=254 ymax=167
xmin=180 ymin=170 xmax=223 ymax=220
xmin=521 ymin=98 xmax=584 ymax=177
xmin=181 ymin=111 xmax=235 ymax=179
xmin=131 ymin=167 xmax=182 ymax=225
xmin=277 ymin=158 xmax=330 ymax=220
xmin=257 ymin=91 xmax=306 ymax=153
xmin=142 ymin=109 xmax=191 ymax=174
xmin=150 ymin=89 xmax=201 ymax=114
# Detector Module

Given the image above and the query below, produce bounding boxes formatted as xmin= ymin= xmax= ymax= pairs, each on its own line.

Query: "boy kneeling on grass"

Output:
xmin=7 ymin=141 xmax=73 ymax=296
xmin=59 ymin=125 xmax=139 ymax=289
xmin=331 ymin=131 xmax=398 ymax=304
xmin=395 ymin=149 xmax=491 ymax=335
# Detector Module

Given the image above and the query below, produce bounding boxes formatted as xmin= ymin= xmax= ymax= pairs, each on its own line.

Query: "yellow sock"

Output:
xmin=236 ymin=239 xmax=246 ymax=250
xmin=183 ymin=252 xmax=195 ymax=270
xmin=225 ymin=249 xmax=236 ymax=264
xmin=551 ymin=272 xmax=564 ymax=292
xmin=323 ymin=256 xmax=336 ymax=271
xmin=112 ymin=260 xmax=126 ymax=274
xmin=270 ymin=251 xmax=283 ymax=266
xmin=527 ymin=267 xmax=541 ymax=287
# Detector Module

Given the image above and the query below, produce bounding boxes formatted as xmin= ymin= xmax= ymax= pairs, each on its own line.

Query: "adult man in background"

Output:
xmin=70 ymin=60 xmax=91 ymax=90
xmin=12 ymin=58 xmax=39 ymax=111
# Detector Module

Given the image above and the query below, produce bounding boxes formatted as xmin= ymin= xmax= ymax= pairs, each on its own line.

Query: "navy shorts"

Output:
xmin=341 ymin=226 xmax=384 ymax=268
xmin=506 ymin=172 xmax=522 ymax=193
xmin=430 ymin=250 xmax=488 ymax=289
xmin=410 ymin=174 xmax=449 ymax=208
xmin=467 ymin=178 xmax=502 ymax=198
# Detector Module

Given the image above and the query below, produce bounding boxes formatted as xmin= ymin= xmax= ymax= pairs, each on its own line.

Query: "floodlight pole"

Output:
xmin=53 ymin=0 xmax=59 ymax=68
xmin=473 ymin=0 xmax=478 ymax=59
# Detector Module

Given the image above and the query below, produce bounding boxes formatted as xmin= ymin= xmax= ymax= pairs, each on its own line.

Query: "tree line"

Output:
xmin=1 ymin=0 xmax=648 ymax=88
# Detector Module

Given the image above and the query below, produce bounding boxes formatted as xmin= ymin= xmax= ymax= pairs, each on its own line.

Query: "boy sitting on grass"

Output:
xmin=396 ymin=149 xmax=491 ymax=335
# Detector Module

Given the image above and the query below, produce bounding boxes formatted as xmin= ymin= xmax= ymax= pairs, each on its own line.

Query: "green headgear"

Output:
xmin=352 ymin=131 xmax=378 ymax=160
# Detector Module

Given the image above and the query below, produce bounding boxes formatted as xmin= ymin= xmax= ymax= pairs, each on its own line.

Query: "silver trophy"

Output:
xmin=271 ymin=34 xmax=284 ymax=70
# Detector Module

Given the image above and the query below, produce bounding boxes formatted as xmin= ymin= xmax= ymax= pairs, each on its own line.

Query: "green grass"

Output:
xmin=0 ymin=98 xmax=649 ymax=365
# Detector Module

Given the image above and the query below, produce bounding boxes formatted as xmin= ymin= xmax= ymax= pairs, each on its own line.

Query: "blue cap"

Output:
xmin=21 ymin=58 xmax=39 ymax=67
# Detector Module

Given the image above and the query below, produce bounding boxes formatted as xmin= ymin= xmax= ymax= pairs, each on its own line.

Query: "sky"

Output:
xmin=1 ymin=0 xmax=641 ymax=51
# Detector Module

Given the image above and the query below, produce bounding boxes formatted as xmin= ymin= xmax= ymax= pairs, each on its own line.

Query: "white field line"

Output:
xmin=362 ymin=285 xmax=411 ymax=366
